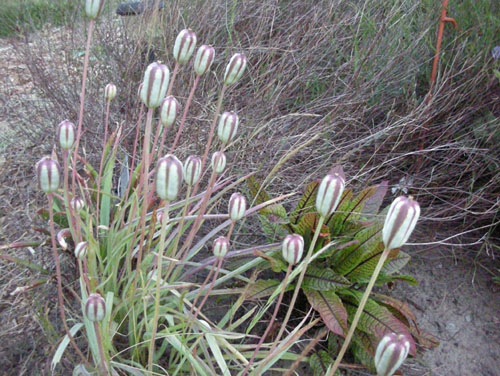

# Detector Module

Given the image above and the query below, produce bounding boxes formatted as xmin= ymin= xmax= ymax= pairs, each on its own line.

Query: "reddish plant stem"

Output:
xmin=48 ymin=195 xmax=88 ymax=365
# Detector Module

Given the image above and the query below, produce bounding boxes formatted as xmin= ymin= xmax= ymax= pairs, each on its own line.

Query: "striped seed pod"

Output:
xmin=217 ymin=111 xmax=239 ymax=145
xmin=160 ymin=96 xmax=179 ymax=128
xmin=193 ymin=45 xmax=215 ymax=76
xmin=57 ymin=120 xmax=76 ymax=151
xmin=211 ymin=151 xmax=226 ymax=174
xmin=36 ymin=157 xmax=60 ymax=194
xmin=374 ymin=333 xmax=411 ymax=376
xmin=282 ymin=234 xmax=304 ymax=266
xmin=85 ymin=293 xmax=106 ymax=322
xmin=224 ymin=53 xmax=247 ymax=86
xmin=213 ymin=236 xmax=230 ymax=259
xmin=382 ymin=196 xmax=420 ymax=250
xmin=105 ymin=83 xmax=117 ymax=102
xmin=156 ymin=154 xmax=183 ymax=201
xmin=85 ymin=0 xmax=104 ymax=19
xmin=228 ymin=192 xmax=246 ymax=222
xmin=140 ymin=62 xmax=170 ymax=109
xmin=183 ymin=155 xmax=202 ymax=186
xmin=315 ymin=169 xmax=345 ymax=218
xmin=173 ymin=29 xmax=197 ymax=65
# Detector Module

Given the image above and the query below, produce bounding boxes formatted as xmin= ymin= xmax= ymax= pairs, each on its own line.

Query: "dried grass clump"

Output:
xmin=12 ymin=0 xmax=499 ymax=253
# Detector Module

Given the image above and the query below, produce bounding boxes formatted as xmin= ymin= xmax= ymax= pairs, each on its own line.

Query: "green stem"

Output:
xmin=327 ymin=247 xmax=391 ymax=376
xmin=244 ymin=264 xmax=293 ymax=375
xmin=271 ymin=216 xmax=326 ymax=353
xmin=148 ymin=201 xmax=171 ymax=373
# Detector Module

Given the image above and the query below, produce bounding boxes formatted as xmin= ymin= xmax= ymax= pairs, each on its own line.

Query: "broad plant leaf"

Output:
xmin=247 ymin=175 xmax=271 ymax=206
xmin=350 ymin=332 xmax=377 ymax=371
xmin=254 ymin=250 xmax=288 ymax=273
xmin=330 ymin=223 xmax=383 ymax=277
xmin=309 ymin=350 xmax=335 ymax=376
xmin=244 ymin=279 xmax=282 ymax=300
xmin=290 ymin=181 xmax=318 ymax=224
xmin=303 ymin=266 xmax=351 ymax=291
xmin=304 ymin=289 xmax=348 ymax=337
xmin=381 ymin=250 xmax=411 ymax=275
xmin=339 ymin=289 xmax=417 ymax=356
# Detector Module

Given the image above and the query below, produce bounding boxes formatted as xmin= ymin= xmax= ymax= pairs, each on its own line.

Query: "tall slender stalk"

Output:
xmin=271 ymin=216 xmax=325 ymax=352
xmin=47 ymin=194 xmax=88 ymax=365
xmin=327 ymin=247 xmax=391 ymax=376
xmin=243 ymin=264 xmax=293 ymax=375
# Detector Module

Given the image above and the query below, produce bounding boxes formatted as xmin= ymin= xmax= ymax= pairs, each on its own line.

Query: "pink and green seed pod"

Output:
xmin=217 ymin=111 xmax=239 ymax=145
xmin=183 ymin=155 xmax=202 ymax=186
xmin=382 ymin=196 xmax=420 ymax=250
xmin=213 ymin=236 xmax=230 ymax=259
xmin=228 ymin=192 xmax=247 ymax=222
xmin=85 ymin=293 xmax=106 ymax=322
xmin=140 ymin=62 xmax=170 ymax=109
xmin=156 ymin=154 xmax=183 ymax=201
xmin=173 ymin=29 xmax=197 ymax=65
xmin=211 ymin=151 xmax=226 ymax=174
xmin=85 ymin=0 xmax=104 ymax=20
xmin=57 ymin=120 xmax=75 ymax=150
xmin=36 ymin=157 xmax=60 ymax=194
xmin=282 ymin=234 xmax=304 ymax=266
xmin=193 ymin=45 xmax=215 ymax=76
xmin=315 ymin=169 xmax=345 ymax=218
xmin=224 ymin=53 xmax=247 ymax=86
xmin=160 ymin=96 xmax=179 ymax=128
xmin=374 ymin=332 xmax=411 ymax=376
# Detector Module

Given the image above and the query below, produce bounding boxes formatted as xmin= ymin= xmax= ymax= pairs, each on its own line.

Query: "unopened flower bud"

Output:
xmin=173 ymin=29 xmax=197 ymax=65
xmin=57 ymin=229 xmax=72 ymax=250
xmin=217 ymin=111 xmax=239 ymax=144
xmin=36 ymin=157 xmax=60 ymax=194
xmin=315 ymin=169 xmax=345 ymax=218
xmin=57 ymin=120 xmax=75 ymax=150
xmin=105 ymin=83 xmax=117 ymax=101
xmin=282 ymin=234 xmax=304 ymax=266
xmin=228 ymin=192 xmax=246 ymax=222
xmin=374 ymin=333 xmax=411 ymax=376
xmin=224 ymin=53 xmax=247 ymax=86
xmin=85 ymin=0 xmax=104 ymax=19
xmin=213 ymin=236 xmax=230 ymax=259
xmin=211 ymin=151 xmax=226 ymax=174
xmin=70 ymin=197 xmax=85 ymax=211
xmin=193 ymin=45 xmax=215 ymax=76
xmin=156 ymin=154 xmax=183 ymax=201
xmin=85 ymin=293 xmax=106 ymax=322
xmin=140 ymin=62 xmax=170 ymax=109
xmin=382 ymin=196 xmax=420 ymax=250
xmin=75 ymin=241 xmax=88 ymax=260
xmin=160 ymin=96 xmax=179 ymax=128
xmin=183 ymin=155 xmax=202 ymax=186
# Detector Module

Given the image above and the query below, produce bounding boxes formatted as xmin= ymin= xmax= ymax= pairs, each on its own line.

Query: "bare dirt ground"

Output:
xmin=1 ymin=35 xmax=499 ymax=376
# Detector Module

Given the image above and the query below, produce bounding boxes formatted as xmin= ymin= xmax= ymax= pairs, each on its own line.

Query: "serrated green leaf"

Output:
xmin=326 ymin=190 xmax=354 ymax=235
xmin=244 ymin=279 xmax=282 ymax=300
xmin=303 ymin=266 xmax=351 ymax=291
xmin=247 ymin=175 xmax=271 ymax=206
xmin=339 ymin=289 xmax=416 ymax=356
xmin=293 ymin=212 xmax=324 ymax=238
xmin=258 ymin=211 xmax=289 ymax=240
xmin=290 ymin=181 xmax=319 ymax=224
xmin=305 ymin=289 xmax=348 ymax=336
xmin=350 ymin=331 xmax=377 ymax=370
xmin=331 ymin=223 xmax=383 ymax=277
xmin=309 ymin=350 xmax=335 ymax=376
xmin=382 ymin=250 xmax=411 ymax=275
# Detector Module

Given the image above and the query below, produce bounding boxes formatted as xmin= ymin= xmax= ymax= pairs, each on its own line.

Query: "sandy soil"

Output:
xmin=1 ymin=34 xmax=499 ymax=376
